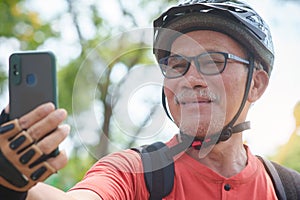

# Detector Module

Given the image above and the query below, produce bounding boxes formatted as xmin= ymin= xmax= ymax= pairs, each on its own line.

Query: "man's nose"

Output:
xmin=184 ymin=61 xmax=208 ymax=88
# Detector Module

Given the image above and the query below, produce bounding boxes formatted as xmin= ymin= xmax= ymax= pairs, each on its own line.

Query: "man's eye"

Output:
xmin=202 ymin=59 xmax=224 ymax=67
xmin=170 ymin=64 xmax=186 ymax=69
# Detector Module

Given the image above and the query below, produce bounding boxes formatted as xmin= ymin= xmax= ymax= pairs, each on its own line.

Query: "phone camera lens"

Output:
xmin=13 ymin=64 xmax=19 ymax=76
xmin=13 ymin=71 xmax=19 ymax=76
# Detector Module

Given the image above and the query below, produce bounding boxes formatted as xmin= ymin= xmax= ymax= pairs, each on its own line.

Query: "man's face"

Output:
xmin=163 ymin=30 xmax=249 ymax=138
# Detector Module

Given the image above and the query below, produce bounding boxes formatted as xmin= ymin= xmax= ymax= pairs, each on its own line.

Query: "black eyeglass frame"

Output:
xmin=158 ymin=51 xmax=250 ymax=79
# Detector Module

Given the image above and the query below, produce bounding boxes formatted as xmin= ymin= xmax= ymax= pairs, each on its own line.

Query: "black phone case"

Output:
xmin=9 ymin=51 xmax=57 ymax=120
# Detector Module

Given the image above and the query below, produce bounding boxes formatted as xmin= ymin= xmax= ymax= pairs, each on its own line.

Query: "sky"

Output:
xmin=1 ymin=0 xmax=300 ymax=157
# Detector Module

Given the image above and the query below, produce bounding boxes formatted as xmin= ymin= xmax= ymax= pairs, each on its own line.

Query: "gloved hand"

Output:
xmin=0 ymin=104 xmax=69 ymax=199
xmin=0 ymin=109 xmax=28 ymax=199
xmin=0 ymin=119 xmax=57 ymax=192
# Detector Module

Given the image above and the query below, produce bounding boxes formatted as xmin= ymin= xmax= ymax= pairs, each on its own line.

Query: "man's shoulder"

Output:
xmin=259 ymin=157 xmax=300 ymax=199
xmin=270 ymin=161 xmax=300 ymax=182
xmin=94 ymin=148 xmax=143 ymax=172
xmin=271 ymin=161 xmax=300 ymax=199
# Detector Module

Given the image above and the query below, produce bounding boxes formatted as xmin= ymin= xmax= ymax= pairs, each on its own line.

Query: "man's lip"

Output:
xmin=178 ymin=97 xmax=213 ymax=105
xmin=174 ymin=89 xmax=218 ymax=105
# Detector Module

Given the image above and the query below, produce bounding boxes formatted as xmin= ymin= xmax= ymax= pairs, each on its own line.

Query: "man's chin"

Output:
xmin=179 ymin=124 xmax=224 ymax=139
xmin=179 ymin=126 xmax=208 ymax=139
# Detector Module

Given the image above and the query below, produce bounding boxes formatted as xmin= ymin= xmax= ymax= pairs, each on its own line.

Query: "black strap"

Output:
xmin=132 ymin=142 xmax=174 ymax=200
xmin=257 ymin=156 xmax=287 ymax=200
xmin=271 ymin=161 xmax=300 ymax=200
xmin=257 ymin=156 xmax=300 ymax=200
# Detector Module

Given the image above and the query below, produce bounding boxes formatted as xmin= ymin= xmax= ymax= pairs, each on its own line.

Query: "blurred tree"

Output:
xmin=0 ymin=0 xmax=58 ymax=48
xmin=272 ymin=102 xmax=300 ymax=172
xmin=0 ymin=0 xmax=58 ymax=91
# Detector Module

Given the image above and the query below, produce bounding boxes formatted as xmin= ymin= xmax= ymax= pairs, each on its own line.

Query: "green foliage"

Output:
xmin=58 ymin=59 xmax=79 ymax=113
xmin=0 ymin=0 xmax=59 ymax=87
xmin=0 ymin=0 xmax=58 ymax=49
xmin=275 ymin=133 xmax=300 ymax=172
xmin=0 ymin=71 xmax=7 ymax=92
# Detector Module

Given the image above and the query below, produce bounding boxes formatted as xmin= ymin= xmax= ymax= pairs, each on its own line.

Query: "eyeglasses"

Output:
xmin=158 ymin=52 xmax=250 ymax=78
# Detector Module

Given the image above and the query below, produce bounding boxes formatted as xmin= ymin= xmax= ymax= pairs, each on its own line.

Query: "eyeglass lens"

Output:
xmin=159 ymin=52 xmax=227 ymax=78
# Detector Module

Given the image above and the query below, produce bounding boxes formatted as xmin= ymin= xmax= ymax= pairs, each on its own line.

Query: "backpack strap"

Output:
xmin=258 ymin=156 xmax=300 ymax=200
xmin=271 ymin=161 xmax=300 ymax=200
xmin=132 ymin=142 xmax=174 ymax=200
xmin=257 ymin=156 xmax=287 ymax=200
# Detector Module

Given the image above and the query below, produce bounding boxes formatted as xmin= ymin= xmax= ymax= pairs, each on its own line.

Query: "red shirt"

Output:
xmin=70 ymin=135 xmax=277 ymax=200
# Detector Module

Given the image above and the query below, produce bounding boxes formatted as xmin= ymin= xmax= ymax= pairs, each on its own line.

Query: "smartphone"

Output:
xmin=9 ymin=51 xmax=57 ymax=120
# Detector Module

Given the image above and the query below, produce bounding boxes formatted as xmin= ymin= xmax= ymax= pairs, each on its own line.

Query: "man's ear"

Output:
xmin=248 ymin=70 xmax=269 ymax=102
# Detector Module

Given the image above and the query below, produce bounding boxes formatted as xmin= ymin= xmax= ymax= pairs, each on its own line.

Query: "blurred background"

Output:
xmin=0 ymin=0 xmax=299 ymax=191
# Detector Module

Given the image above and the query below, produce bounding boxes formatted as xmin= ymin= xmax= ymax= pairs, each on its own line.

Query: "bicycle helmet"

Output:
xmin=153 ymin=0 xmax=274 ymax=75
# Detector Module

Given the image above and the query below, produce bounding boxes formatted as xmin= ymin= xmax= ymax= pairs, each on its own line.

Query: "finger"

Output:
xmin=37 ymin=124 xmax=70 ymax=154
xmin=47 ymin=150 xmax=68 ymax=171
xmin=27 ymin=109 xmax=67 ymax=141
xmin=19 ymin=103 xmax=55 ymax=130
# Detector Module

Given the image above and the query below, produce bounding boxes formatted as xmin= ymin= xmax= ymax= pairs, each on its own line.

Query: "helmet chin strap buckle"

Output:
xmin=218 ymin=121 xmax=251 ymax=143
xmin=186 ymin=121 xmax=251 ymax=150
xmin=219 ymin=127 xmax=233 ymax=142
